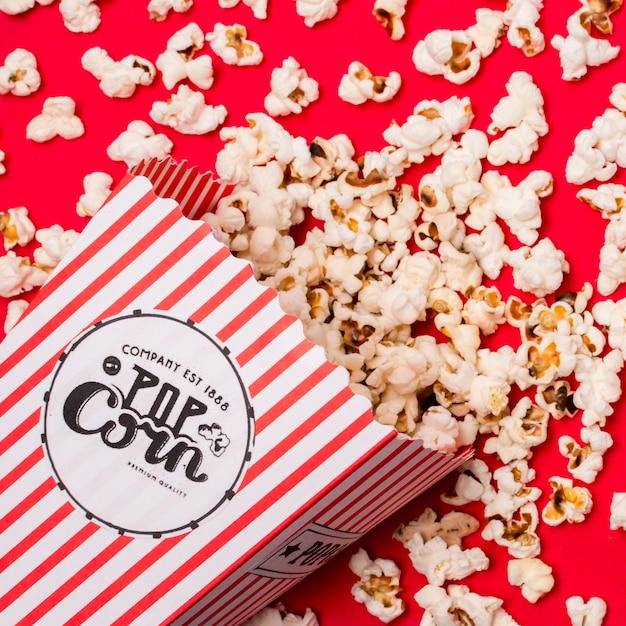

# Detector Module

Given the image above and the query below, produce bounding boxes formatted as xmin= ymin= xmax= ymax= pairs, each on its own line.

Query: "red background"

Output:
xmin=2 ymin=1 xmax=626 ymax=625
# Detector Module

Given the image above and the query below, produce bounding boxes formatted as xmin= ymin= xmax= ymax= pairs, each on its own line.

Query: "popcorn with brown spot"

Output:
xmin=0 ymin=48 xmax=40 ymax=96
xmin=338 ymin=61 xmax=401 ymax=105
xmin=206 ymin=22 xmax=264 ymax=66
xmin=0 ymin=206 xmax=35 ymax=250
xmin=33 ymin=225 xmax=80 ymax=270
xmin=373 ymin=0 xmax=408 ymax=41
xmin=559 ymin=424 xmax=613 ymax=483
xmin=76 ymin=172 xmax=114 ymax=218
xmin=147 ymin=0 xmax=192 ymax=21
xmin=0 ymin=251 xmax=48 ymax=298
xmin=541 ymin=476 xmax=593 ymax=526
xmin=482 ymin=502 xmax=541 ymax=558
xmin=503 ymin=0 xmax=545 ymax=57
xmin=264 ymin=57 xmax=319 ymax=117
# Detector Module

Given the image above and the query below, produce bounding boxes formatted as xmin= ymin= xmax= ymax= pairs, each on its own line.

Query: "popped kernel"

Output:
xmin=609 ymin=491 xmax=626 ymax=529
xmin=0 ymin=48 xmax=40 ymax=96
xmin=338 ymin=61 xmax=401 ymax=105
xmin=373 ymin=0 xmax=408 ymax=41
xmin=26 ymin=96 xmax=85 ymax=143
xmin=0 ymin=206 xmax=35 ymax=250
xmin=565 ymin=596 xmax=608 ymax=626
xmin=59 ymin=0 xmax=101 ymax=33
xmin=0 ymin=0 xmax=54 ymax=14
xmin=507 ymin=557 xmax=554 ymax=603
xmin=482 ymin=502 xmax=541 ymax=558
xmin=33 ymin=225 xmax=79 ymax=270
xmin=206 ymin=22 xmax=264 ymax=67
xmin=558 ymin=424 xmax=613 ymax=483
xmin=106 ymin=120 xmax=173 ymax=168
xmin=3 ymin=297 xmax=28 ymax=333
xmin=217 ymin=0 xmax=267 ymax=20
xmin=394 ymin=508 xmax=480 ymax=548
xmin=264 ymin=57 xmax=319 ymax=117
xmin=503 ymin=0 xmax=545 ymax=57
xmin=579 ymin=0 xmax=623 ymax=35
xmin=294 ymin=0 xmax=340 ymax=27
xmin=242 ymin=603 xmax=319 ymax=626
xmin=0 ymin=251 xmax=48 ymax=298
xmin=541 ymin=476 xmax=593 ymax=526
xmin=147 ymin=0 xmax=192 ymax=21
xmin=76 ymin=172 xmax=114 ymax=218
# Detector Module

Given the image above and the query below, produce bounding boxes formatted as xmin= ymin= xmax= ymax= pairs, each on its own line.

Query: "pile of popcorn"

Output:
xmin=3 ymin=0 xmax=626 ymax=625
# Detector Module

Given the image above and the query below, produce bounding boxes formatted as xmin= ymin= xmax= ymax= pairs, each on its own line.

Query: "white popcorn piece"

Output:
xmin=566 ymin=596 xmax=607 ymax=626
xmin=107 ymin=120 xmax=174 ymax=168
xmin=206 ymin=22 xmax=263 ymax=67
xmin=610 ymin=81 xmax=626 ymax=112
xmin=0 ymin=206 xmax=36 ymax=250
xmin=217 ymin=0 xmax=268 ymax=20
xmin=0 ymin=0 xmax=54 ymax=14
xmin=482 ymin=502 xmax=541 ymax=559
xmin=503 ymin=0 xmax=545 ymax=57
xmin=242 ymin=603 xmax=319 ymax=626
xmin=440 ymin=459 xmax=493 ymax=506
xmin=559 ymin=425 xmax=614 ymax=483
xmin=82 ymin=47 xmax=156 ymax=98
xmin=294 ymin=0 xmax=340 ymax=27
xmin=338 ymin=61 xmax=401 ymax=105
xmin=3 ymin=297 xmax=29 ymax=333
xmin=0 ymin=48 xmax=41 ymax=96
xmin=467 ymin=373 xmax=510 ymax=419
xmin=0 ymin=251 xmax=48 ymax=297
xmin=264 ymin=57 xmax=319 ymax=117
xmin=610 ymin=492 xmax=626 ymax=529
xmin=463 ymin=222 xmax=510 ymax=280
xmin=150 ymin=84 xmax=227 ymax=135
xmin=597 ymin=242 xmax=626 ymax=295
xmin=508 ymin=238 xmax=569 ymax=297
xmin=147 ymin=0 xmax=192 ymax=21
xmin=413 ymin=405 xmax=463 ymax=454
xmin=154 ymin=23 xmax=214 ymax=91
xmin=542 ymin=476 xmax=593 ymax=526
xmin=33 ymin=225 xmax=79 ymax=270
xmin=26 ymin=96 xmax=85 ymax=142
xmin=0 ymin=148 xmax=5 ymax=175
xmin=59 ymin=0 xmax=101 ymax=33
xmin=551 ymin=11 xmax=620 ymax=81
xmin=348 ymin=548 xmax=404 ymax=624
xmin=415 ymin=584 xmax=521 ymax=626
xmin=412 ymin=29 xmax=482 ymax=85
xmin=507 ymin=557 xmax=554 ymax=603
xmin=76 ymin=171 xmax=114 ymax=217
xmin=373 ymin=0 xmax=407 ymax=40
xmin=466 ymin=8 xmax=506 ymax=57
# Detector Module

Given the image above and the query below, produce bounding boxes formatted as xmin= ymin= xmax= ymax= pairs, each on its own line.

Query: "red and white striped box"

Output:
xmin=0 ymin=160 xmax=473 ymax=626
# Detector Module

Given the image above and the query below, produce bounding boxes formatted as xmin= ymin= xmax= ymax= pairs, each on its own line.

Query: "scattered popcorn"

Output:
xmin=507 ymin=557 xmax=554 ymax=603
xmin=0 ymin=48 xmax=41 ymax=96
xmin=415 ymin=584 xmax=521 ymax=626
xmin=76 ymin=171 xmax=114 ymax=217
xmin=106 ymin=120 xmax=174 ymax=167
xmin=541 ymin=475 xmax=593 ymax=526
xmin=147 ymin=0 xmax=192 ymax=21
xmin=242 ymin=603 xmax=319 ymax=626
xmin=264 ymin=57 xmax=319 ymax=117
xmin=3 ymin=297 xmax=28 ymax=333
xmin=33 ymin=225 xmax=79 ymax=270
xmin=394 ymin=508 xmax=480 ymax=548
xmin=26 ymin=96 xmax=85 ymax=142
xmin=0 ymin=251 xmax=48 ymax=298
xmin=150 ymin=84 xmax=228 ymax=135
xmin=0 ymin=206 xmax=36 ymax=250
xmin=59 ymin=0 xmax=101 ymax=33
xmin=81 ymin=47 xmax=156 ymax=98
xmin=373 ymin=0 xmax=408 ymax=40
xmin=348 ymin=548 xmax=404 ymax=623
xmin=482 ymin=502 xmax=542 ymax=559
xmin=466 ymin=7 xmax=506 ymax=57
xmin=483 ymin=459 xmax=542 ymax=520
xmin=551 ymin=10 xmax=620 ymax=81
xmin=154 ymin=23 xmax=213 ymax=91
xmin=206 ymin=22 xmax=264 ymax=67
xmin=565 ymin=596 xmax=607 ymax=626
xmin=609 ymin=491 xmax=626 ymax=529
xmin=502 ymin=0 xmax=545 ymax=57
xmin=440 ymin=459 xmax=494 ymax=506
xmin=294 ymin=0 xmax=340 ymax=27
xmin=0 ymin=0 xmax=54 ymax=14
xmin=217 ymin=0 xmax=267 ymax=20
xmin=338 ymin=61 xmax=401 ymax=105
xmin=508 ymin=238 xmax=569 ymax=297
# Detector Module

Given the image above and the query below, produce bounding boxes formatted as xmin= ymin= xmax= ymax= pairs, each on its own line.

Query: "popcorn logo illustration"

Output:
xmin=42 ymin=310 xmax=254 ymax=537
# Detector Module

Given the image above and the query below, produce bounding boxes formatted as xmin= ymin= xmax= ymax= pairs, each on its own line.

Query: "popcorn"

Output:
xmin=483 ymin=459 xmax=542 ymax=520
xmin=609 ymin=491 xmax=626 ymax=529
xmin=463 ymin=222 xmax=510 ymax=280
xmin=242 ymin=603 xmax=319 ymax=626
xmin=348 ymin=548 xmax=404 ymax=623
xmin=373 ymin=0 xmax=408 ymax=41
xmin=579 ymin=0 xmax=623 ymax=35
xmin=264 ymin=57 xmax=319 ymax=117
xmin=507 ymin=557 xmax=554 ymax=603
xmin=551 ymin=10 xmax=620 ymax=81
xmin=338 ymin=61 xmax=401 ymax=105
xmin=59 ymin=0 xmax=101 ymax=33
xmin=33 ymin=225 xmax=80 ymax=270
xmin=559 ymin=425 xmax=614 ymax=483
xmin=502 ymin=0 xmax=545 ymax=57
xmin=26 ymin=96 xmax=85 ymax=142
xmin=541 ymin=476 xmax=593 ymax=526
xmin=394 ymin=508 xmax=480 ymax=548
xmin=415 ymin=584 xmax=521 ymax=625
xmin=76 ymin=172 xmax=114 ymax=217
xmin=412 ymin=29 xmax=482 ymax=85
xmin=106 ymin=120 xmax=174 ymax=168
xmin=440 ymin=459 xmax=493 ymax=506
xmin=294 ymin=0 xmax=340 ymax=27
xmin=466 ymin=7 xmax=506 ymax=57
xmin=0 ymin=251 xmax=48 ymax=297
xmin=147 ymin=0 xmax=192 ymax=21
xmin=154 ymin=23 xmax=214 ymax=90
xmin=3 ymin=297 xmax=28 ymax=333
xmin=508 ymin=238 xmax=569 ymax=297
xmin=565 ymin=596 xmax=608 ymax=626
xmin=482 ymin=502 xmax=541 ymax=558
xmin=535 ymin=380 xmax=577 ymax=419
xmin=218 ymin=0 xmax=268 ymax=19
xmin=0 ymin=206 xmax=36 ymax=250
xmin=0 ymin=0 xmax=54 ymax=14
xmin=81 ymin=47 xmax=156 ymax=98
xmin=206 ymin=22 xmax=264 ymax=67
xmin=0 ymin=48 xmax=41 ymax=96
xmin=0 ymin=148 xmax=5 ymax=175
xmin=150 ymin=84 xmax=228 ymax=135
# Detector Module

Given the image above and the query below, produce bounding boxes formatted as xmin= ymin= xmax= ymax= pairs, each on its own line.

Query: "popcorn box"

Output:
xmin=0 ymin=159 xmax=473 ymax=626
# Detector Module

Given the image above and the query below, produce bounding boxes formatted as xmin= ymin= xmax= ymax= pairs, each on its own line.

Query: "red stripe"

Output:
xmin=0 ymin=447 xmax=43 ymax=494
xmin=0 ymin=477 xmax=55 ymax=534
xmin=190 ymin=265 xmax=254 ymax=323
xmin=15 ymin=534 xmax=134 ymax=626
xmin=0 ymin=522 xmax=100 ymax=611
xmin=156 ymin=246 xmax=231 ymax=310
xmin=254 ymin=359 xmax=336 ymax=434
xmin=216 ymin=287 xmax=276 ymax=343
xmin=0 ymin=502 xmax=74 ymax=572
xmin=235 ymin=315 xmax=297 ymax=367
xmin=156 ymin=162 xmax=191 ymax=199
xmin=240 ymin=386 xmax=354 ymax=489
xmin=248 ymin=338 xmax=313 ymax=398
xmin=0 ymin=409 xmax=39 ymax=455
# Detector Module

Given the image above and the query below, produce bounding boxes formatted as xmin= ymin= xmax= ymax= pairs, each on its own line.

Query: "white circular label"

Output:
xmin=43 ymin=311 xmax=254 ymax=537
